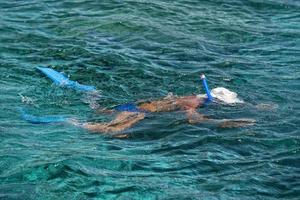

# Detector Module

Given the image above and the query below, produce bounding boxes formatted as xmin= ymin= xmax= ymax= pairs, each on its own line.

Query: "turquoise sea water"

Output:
xmin=1 ymin=0 xmax=300 ymax=199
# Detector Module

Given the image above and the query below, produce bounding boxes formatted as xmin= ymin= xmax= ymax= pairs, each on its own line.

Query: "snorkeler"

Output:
xmin=71 ymin=75 xmax=255 ymax=136
xmin=21 ymin=68 xmax=255 ymax=137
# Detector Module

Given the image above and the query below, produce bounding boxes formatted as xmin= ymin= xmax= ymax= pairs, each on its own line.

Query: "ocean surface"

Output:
xmin=0 ymin=0 xmax=299 ymax=199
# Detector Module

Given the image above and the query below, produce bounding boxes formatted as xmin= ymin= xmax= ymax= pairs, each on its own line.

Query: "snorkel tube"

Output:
xmin=201 ymin=74 xmax=213 ymax=102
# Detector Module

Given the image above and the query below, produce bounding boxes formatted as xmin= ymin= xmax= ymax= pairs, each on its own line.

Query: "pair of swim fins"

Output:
xmin=21 ymin=67 xmax=96 ymax=124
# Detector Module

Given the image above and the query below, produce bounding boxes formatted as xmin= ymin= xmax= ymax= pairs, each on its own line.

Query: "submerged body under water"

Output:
xmin=1 ymin=0 xmax=299 ymax=199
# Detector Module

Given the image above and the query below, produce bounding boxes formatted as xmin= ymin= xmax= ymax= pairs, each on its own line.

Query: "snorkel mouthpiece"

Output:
xmin=201 ymin=74 xmax=213 ymax=102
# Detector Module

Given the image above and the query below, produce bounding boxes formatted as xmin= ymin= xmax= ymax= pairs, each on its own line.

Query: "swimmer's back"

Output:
xmin=138 ymin=95 xmax=203 ymax=112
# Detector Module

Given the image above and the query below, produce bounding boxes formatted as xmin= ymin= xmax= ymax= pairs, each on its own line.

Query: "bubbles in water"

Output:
xmin=81 ymin=90 xmax=102 ymax=110
xmin=19 ymin=94 xmax=36 ymax=105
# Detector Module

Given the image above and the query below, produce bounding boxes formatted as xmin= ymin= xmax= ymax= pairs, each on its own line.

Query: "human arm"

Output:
xmin=185 ymin=109 xmax=256 ymax=128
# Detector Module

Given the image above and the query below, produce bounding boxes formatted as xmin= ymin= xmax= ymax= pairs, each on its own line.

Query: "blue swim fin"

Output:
xmin=37 ymin=67 xmax=96 ymax=92
xmin=19 ymin=108 xmax=67 ymax=124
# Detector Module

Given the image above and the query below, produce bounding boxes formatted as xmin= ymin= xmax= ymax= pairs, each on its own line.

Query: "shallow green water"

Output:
xmin=1 ymin=0 xmax=300 ymax=199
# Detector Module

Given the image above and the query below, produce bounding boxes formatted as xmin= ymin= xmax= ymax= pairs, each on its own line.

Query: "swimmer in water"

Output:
xmin=71 ymin=75 xmax=255 ymax=137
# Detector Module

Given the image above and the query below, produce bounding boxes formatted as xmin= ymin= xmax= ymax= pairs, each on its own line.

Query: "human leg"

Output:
xmin=79 ymin=111 xmax=145 ymax=134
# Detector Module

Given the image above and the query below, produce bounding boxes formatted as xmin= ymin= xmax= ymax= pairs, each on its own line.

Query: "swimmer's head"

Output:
xmin=197 ymin=87 xmax=244 ymax=104
xmin=197 ymin=74 xmax=244 ymax=104
xmin=211 ymin=87 xmax=244 ymax=104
